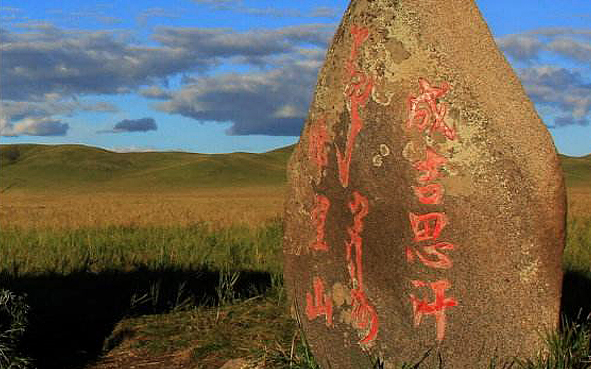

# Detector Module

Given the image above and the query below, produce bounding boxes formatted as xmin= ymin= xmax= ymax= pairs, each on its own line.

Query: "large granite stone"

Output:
xmin=283 ymin=0 xmax=566 ymax=367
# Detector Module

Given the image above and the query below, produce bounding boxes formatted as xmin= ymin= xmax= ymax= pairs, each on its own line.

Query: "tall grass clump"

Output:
xmin=0 ymin=218 xmax=283 ymax=278
xmin=563 ymin=216 xmax=591 ymax=274
xmin=562 ymin=213 xmax=591 ymax=325
xmin=513 ymin=315 xmax=591 ymax=369
xmin=0 ymin=289 xmax=33 ymax=369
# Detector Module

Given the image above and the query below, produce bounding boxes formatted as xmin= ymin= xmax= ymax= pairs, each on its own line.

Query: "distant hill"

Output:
xmin=0 ymin=144 xmax=293 ymax=192
xmin=558 ymin=153 xmax=591 ymax=188
xmin=0 ymin=144 xmax=588 ymax=192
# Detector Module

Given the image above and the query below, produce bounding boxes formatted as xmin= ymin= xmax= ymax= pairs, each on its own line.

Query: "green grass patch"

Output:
xmin=560 ymin=154 xmax=591 ymax=188
xmin=2 ymin=144 xmax=588 ymax=193
xmin=0 ymin=144 xmax=292 ymax=192
xmin=564 ymin=216 xmax=591 ymax=273
xmin=1 ymin=206 xmax=590 ymax=368
xmin=0 ymin=219 xmax=283 ymax=277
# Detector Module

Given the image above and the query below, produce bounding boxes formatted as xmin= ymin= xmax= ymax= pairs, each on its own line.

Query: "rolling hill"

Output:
xmin=0 ymin=144 xmax=294 ymax=192
xmin=559 ymin=153 xmax=591 ymax=187
xmin=0 ymin=144 xmax=588 ymax=192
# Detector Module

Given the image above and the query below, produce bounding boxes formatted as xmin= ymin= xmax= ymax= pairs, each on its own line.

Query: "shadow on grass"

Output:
xmin=1 ymin=267 xmax=273 ymax=369
xmin=561 ymin=269 xmax=591 ymax=322
xmin=4 ymin=267 xmax=589 ymax=369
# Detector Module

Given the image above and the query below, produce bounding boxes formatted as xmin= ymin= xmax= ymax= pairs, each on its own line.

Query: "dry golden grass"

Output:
xmin=0 ymin=186 xmax=287 ymax=229
xmin=2 ymin=185 xmax=587 ymax=229
xmin=567 ymin=186 xmax=591 ymax=219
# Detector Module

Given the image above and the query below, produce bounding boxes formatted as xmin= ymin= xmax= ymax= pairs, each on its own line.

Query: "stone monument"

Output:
xmin=283 ymin=0 xmax=566 ymax=367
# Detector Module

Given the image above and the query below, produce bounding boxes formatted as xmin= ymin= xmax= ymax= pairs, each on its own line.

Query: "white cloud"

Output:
xmin=1 ymin=117 xmax=68 ymax=137
xmin=518 ymin=66 xmax=591 ymax=127
xmin=497 ymin=27 xmax=591 ymax=63
xmin=496 ymin=34 xmax=542 ymax=62
xmin=546 ymin=38 xmax=591 ymax=62
xmin=273 ymin=104 xmax=302 ymax=119
xmin=154 ymin=49 xmax=323 ymax=136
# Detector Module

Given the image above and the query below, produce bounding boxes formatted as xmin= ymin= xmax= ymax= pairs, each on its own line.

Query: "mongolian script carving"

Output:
xmin=409 ymin=280 xmax=458 ymax=342
xmin=346 ymin=191 xmax=378 ymax=344
xmin=336 ymin=26 xmax=373 ymax=188
xmin=311 ymin=194 xmax=331 ymax=251
xmin=306 ymin=276 xmax=333 ymax=327
xmin=406 ymin=78 xmax=455 ymax=140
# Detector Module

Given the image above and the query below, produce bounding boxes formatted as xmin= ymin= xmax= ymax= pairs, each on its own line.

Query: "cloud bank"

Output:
xmin=497 ymin=28 xmax=591 ymax=128
xmin=2 ymin=20 xmax=589 ymax=138
xmin=0 ymin=98 xmax=117 ymax=137
xmin=154 ymin=50 xmax=324 ymax=136
xmin=1 ymin=22 xmax=332 ymax=136
xmin=1 ymin=117 xmax=68 ymax=137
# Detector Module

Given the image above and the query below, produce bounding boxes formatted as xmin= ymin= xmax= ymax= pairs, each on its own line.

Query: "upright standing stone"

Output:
xmin=283 ymin=0 xmax=566 ymax=368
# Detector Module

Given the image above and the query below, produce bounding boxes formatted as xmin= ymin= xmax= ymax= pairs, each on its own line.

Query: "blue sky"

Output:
xmin=1 ymin=1 xmax=590 ymax=156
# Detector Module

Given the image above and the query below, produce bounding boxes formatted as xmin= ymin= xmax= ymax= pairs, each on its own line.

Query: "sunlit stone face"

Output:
xmin=283 ymin=0 xmax=566 ymax=368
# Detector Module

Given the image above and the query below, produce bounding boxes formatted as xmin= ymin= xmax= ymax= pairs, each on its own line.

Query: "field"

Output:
xmin=0 ymin=144 xmax=590 ymax=369
xmin=0 ymin=187 xmax=286 ymax=229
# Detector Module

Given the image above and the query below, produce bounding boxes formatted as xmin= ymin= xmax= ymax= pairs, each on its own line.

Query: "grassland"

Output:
xmin=0 ymin=144 xmax=290 ymax=229
xmin=0 ymin=144 xmax=590 ymax=369
xmin=0 ymin=187 xmax=286 ymax=229
xmin=0 ymin=144 xmax=292 ymax=192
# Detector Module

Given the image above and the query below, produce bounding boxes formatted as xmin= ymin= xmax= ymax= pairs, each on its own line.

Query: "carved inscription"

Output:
xmin=406 ymin=78 xmax=456 ymax=140
xmin=414 ymin=147 xmax=448 ymax=183
xmin=406 ymin=242 xmax=454 ymax=269
xmin=311 ymin=194 xmax=331 ymax=252
xmin=346 ymin=191 xmax=378 ymax=344
xmin=306 ymin=277 xmax=333 ymax=327
xmin=309 ymin=116 xmax=329 ymax=176
xmin=404 ymin=78 xmax=458 ymax=342
xmin=409 ymin=212 xmax=448 ymax=242
xmin=409 ymin=280 xmax=458 ymax=342
xmin=413 ymin=184 xmax=444 ymax=205
xmin=303 ymin=25 xmax=378 ymax=347
xmin=336 ymin=25 xmax=373 ymax=188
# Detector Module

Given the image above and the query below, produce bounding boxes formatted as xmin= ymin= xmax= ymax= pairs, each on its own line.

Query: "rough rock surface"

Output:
xmin=283 ymin=0 xmax=566 ymax=368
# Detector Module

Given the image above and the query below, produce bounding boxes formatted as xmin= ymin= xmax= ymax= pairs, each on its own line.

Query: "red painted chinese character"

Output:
xmin=306 ymin=276 xmax=333 ymax=327
xmin=351 ymin=288 xmax=379 ymax=344
xmin=405 ymin=246 xmax=415 ymax=263
xmin=405 ymin=242 xmax=454 ymax=269
xmin=308 ymin=117 xmax=329 ymax=171
xmin=336 ymin=25 xmax=373 ymax=188
xmin=413 ymin=183 xmax=444 ymax=205
xmin=409 ymin=212 xmax=448 ymax=242
xmin=406 ymin=78 xmax=456 ymax=140
xmin=346 ymin=192 xmax=369 ymax=288
xmin=310 ymin=194 xmax=330 ymax=251
xmin=409 ymin=279 xmax=458 ymax=342
xmin=345 ymin=191 xmax=379 ymax=344
xmin=346 ymin=25 xmax=370 ymax=76
xmin=413 ymin=147 xmax=447 ymax=183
